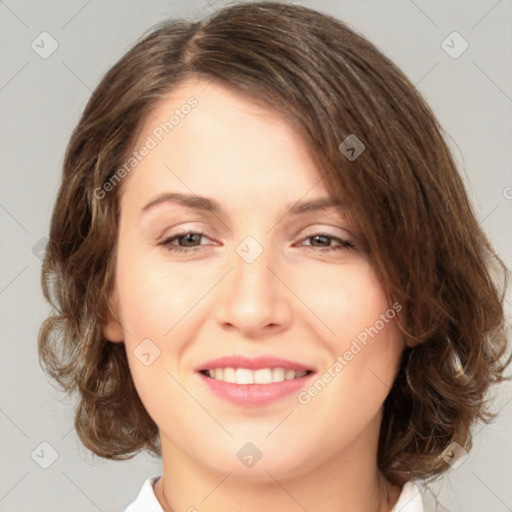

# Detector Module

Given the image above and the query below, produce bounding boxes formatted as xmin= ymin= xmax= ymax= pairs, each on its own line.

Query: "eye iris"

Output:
xmin=180 ymin=233 xmax=201 ymax=246
xmin=311 ymin=235 xmax=330 ymax=247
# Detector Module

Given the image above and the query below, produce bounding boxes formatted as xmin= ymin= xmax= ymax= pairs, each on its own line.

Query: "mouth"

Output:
xmin=195 ymin=355 xmax=316 ymax=406
xmin=200 ymin=367 xmax=312 ymax=384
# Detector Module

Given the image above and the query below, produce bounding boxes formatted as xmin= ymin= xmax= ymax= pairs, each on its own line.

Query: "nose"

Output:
xmin=214 ymin=243 xmax=293 ymax=338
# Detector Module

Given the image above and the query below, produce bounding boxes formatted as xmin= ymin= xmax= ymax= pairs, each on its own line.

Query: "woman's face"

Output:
xmin=104 ymin=79 xmax=405 ymax=480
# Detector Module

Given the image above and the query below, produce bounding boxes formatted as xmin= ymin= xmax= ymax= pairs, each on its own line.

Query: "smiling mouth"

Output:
xmin=200 ymin=367 xmax=313 ymax=384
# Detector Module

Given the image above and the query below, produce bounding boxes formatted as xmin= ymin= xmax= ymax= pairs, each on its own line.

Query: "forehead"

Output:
xmin=119 ymin=79 xmax=337 ymax=214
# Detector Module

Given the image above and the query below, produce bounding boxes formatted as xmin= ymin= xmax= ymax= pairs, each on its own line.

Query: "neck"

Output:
xmin=154 ymin=415 xmax=401 ymax=512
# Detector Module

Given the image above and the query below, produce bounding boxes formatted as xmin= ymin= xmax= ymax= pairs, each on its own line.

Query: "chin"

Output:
xmin=198 ymin=442 xmax=323 ymax=482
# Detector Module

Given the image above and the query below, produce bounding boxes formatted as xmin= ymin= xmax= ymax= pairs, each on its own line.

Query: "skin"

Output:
xmin=103 ymin=79 xmax=405 ymax=512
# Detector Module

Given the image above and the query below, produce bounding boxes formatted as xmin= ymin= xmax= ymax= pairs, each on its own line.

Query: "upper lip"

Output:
xmin=196 ymin=355 xmax=315 ymax=372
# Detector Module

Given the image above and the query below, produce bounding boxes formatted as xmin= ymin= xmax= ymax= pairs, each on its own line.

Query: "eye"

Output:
xmin=298 ymin=233 xmax=354 ymax=252
xmin=160 ymin=231 xmax=212 ymax=253
xmin=159 ymin=231 xmax=355 ymax=254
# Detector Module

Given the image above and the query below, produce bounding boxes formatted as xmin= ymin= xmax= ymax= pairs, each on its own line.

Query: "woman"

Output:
xmin=38 ymin=3 xmax=510 ymax=511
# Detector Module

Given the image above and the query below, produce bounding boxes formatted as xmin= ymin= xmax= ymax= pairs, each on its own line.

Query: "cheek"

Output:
xmin=114 ymin=244 xmax=204 ymax=339
xmin=299 ymin=261 xmax=403 ymax=418
xmin=335 ymin=264 xmax=403 ymax=393
xmin=294 ymin=257 xmax=393 ymax=341
xmin=113 ymin=245 xmax=212 ymax=406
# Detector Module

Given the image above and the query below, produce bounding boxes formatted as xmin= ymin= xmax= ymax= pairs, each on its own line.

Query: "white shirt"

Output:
xmin=123 ymin=475 xmax=424 ymax=511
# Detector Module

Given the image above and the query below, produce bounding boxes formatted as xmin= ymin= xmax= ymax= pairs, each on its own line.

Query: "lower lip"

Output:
xmin=198 ymin=372 xmax=315 ymax=406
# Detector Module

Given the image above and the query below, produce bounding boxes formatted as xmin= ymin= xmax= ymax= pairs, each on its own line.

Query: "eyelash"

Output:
xmin=159 ymin=231 xmax=354 ymax=254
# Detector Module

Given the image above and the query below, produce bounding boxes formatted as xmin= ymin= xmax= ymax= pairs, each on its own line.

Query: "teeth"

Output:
xmin=236 ymin=368 xmax=254 ymax=384
xmin=205 ymin=367 xmax=308 ymax=384
xmin=254 ymin=368 xmax=272 ymax=384
xmin=223 ymin=367 xmax=236 ymax=383
xmin=285 ymin=369 xmax=296 ymax=380
xmin=272 ymin=367 xmax=285 ymax=383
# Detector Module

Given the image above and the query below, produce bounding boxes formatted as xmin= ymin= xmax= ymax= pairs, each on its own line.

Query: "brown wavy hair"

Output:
xmin=38 ymin=1 xmax=510 ymax=486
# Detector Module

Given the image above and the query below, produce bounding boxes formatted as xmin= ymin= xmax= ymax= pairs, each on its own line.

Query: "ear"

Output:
xmin=101 ymin=291 xmax=124 ymax=343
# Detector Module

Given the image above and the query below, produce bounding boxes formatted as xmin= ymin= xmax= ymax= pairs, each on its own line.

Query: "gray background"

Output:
xmin=1 ymin=0 xmax=511 ymax=510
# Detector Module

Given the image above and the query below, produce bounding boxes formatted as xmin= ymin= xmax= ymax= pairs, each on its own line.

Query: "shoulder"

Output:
xmin=123 ymin=475 xmax=163 ymax=512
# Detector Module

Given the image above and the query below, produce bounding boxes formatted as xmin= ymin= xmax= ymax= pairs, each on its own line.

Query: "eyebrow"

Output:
xmin=140 ymin=192 xmax=349 ymax=218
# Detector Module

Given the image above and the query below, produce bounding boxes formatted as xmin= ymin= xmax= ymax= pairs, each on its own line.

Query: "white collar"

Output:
xmin=391 ymin=481 xmax=424 ymax=511
xmin=124 ymin=475 xmax=163 ymax=512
